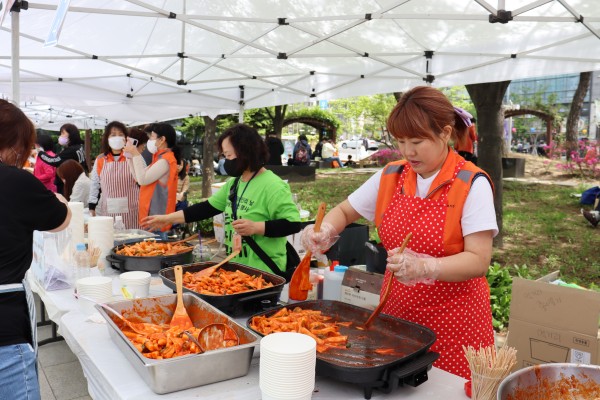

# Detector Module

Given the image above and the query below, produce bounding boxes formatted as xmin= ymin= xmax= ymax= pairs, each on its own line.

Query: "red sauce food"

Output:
xmin=507 ymin=371 xmax=600 ymax=400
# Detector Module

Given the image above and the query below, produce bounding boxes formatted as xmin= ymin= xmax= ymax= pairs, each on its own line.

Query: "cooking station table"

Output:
xmin=31 ymin=272 xmax=468 ymax=399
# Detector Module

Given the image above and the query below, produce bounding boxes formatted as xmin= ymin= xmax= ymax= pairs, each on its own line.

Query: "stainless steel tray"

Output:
xmin=95 ymin=293 xmax=260 ymax=394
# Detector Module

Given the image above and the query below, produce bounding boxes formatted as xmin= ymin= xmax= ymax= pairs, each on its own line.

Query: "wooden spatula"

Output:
xmin=192 ymin=249 xmax=240 ymax=279
xmin=363 ymin=232 xmax=412 ymax=329
xmin=289 ymin=202 xmax=327 ymax=301
xmin=170 ymin=265 xmax=194 ymax=329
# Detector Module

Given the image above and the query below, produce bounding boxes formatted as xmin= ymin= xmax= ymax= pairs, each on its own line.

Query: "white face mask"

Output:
xmin=147 ymin=139 xmax=158 ymax=154
xmin=108 ymin=136 xmax=125 ymax=150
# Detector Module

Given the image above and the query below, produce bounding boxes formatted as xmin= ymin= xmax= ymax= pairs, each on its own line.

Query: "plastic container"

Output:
xmin=323 ymin=265 xmax=348 ymax=301
xmin=307 ymin=269 xmax=320 ymax=300
xmin=73 ymin=243 xmax=90 ymax=281
xmin=113 ymin=216 xmax=126 ymax=232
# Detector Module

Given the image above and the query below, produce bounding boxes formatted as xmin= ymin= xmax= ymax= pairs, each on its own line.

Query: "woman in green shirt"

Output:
xmin=143 ymin=124 xmax=301 ymax=277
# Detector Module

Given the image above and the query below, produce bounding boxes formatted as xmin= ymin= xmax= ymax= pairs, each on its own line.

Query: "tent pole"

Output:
xmin=11 ymin=9 xmax=20 ymax=104
xmin=238 ymin=105 xmax=244 ymax=122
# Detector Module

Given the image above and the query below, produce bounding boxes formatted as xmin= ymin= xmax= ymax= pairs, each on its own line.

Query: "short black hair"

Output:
xmin=152 ymin=123 xmax=176 ymax=148
xmin=298 ymin=134 xmax=308 ymax=142
xmin=36 ymin=134 xmax=55 ymax=151
xmin=217 ymin=124 xmax=268 ymax=172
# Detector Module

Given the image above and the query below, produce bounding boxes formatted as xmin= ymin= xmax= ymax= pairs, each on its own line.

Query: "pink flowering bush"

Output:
xmin=371 ymin=148 xmax=403 ymax=166
xmin=549 ymin=140 xmax=600 ymax=179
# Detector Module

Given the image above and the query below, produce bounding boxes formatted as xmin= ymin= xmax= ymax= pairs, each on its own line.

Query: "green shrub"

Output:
xmin=486 ymin=263 xmax=533 ymax=332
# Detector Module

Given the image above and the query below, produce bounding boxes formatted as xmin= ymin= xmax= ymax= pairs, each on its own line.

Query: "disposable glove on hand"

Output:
xmin=300 ymin=222 xmax=339 ymax=254
xmin=386 ymin=248 xmax=441 ymax=286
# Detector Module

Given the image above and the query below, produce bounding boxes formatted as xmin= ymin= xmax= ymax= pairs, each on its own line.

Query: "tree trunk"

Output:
xmin=201 ymin=116 xmax=218 ymax=198
xmin=272 ymin=105 xmax=287 ymax=137
xmin=565 ymin=71 xmax=592 ymax=160
xmin=466 ymin=81 xmax=511 ymax=248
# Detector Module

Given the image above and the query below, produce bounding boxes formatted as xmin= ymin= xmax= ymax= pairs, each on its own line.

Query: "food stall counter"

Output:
xmin=59 ymin=309 xmax=468 ymax=400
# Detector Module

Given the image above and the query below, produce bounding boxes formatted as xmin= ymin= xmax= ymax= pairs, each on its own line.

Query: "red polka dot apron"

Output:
xmin=378 ymin=163 xmax=494 ymax=379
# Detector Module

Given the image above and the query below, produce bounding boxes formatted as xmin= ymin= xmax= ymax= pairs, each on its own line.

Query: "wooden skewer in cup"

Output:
xmin=362 ymin=232 xmax=412 ymax=329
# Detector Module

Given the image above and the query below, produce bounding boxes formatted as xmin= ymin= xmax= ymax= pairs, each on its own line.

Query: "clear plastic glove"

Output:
xmin=386 ymin=248 xmax=441 ymax=286
xmin=300 ymin=222 xmax=340 ymax=254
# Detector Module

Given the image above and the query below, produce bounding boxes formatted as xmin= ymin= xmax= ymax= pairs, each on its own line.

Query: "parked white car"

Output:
xmin=339 ymin=138 xmax=378 ymax=150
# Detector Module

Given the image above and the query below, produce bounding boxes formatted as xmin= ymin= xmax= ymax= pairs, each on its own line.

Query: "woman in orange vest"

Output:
xmin=88 ymin=121 xmax=140 ymax=229
xmin=124 ymin=123 xmax=179 ymax=239
xmin=301 ymin=86 xmax=498 ymax=380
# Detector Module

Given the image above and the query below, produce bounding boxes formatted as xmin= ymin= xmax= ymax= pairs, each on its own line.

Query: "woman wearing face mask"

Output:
xmin=142 ymin=124 xmax=301 ymax=277
xmin=88 ymin=121 xmax=140 ymax=228
xmin=37 ymin=123 xmax=87 ymax=195
xmin=124 ymin=123 xmax=179 ymax=238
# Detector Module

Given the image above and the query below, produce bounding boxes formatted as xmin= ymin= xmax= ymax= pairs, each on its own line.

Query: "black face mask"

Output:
xmin=223 ymin=158 xmax=245 ymax=177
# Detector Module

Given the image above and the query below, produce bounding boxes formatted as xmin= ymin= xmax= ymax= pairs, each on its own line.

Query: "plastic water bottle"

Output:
xmin=113 ymin=216 xmax=125 ymax=232
xmin=73 ymin=243 xmax=90 ymax=281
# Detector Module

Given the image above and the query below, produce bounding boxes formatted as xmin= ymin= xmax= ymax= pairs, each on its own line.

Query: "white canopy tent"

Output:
xmin=1 ymin=0 xmax=600 ymax=128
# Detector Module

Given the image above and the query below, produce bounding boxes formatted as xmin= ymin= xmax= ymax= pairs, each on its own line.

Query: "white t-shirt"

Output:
xmin=348 ymin=169 xmax=498 ymax=237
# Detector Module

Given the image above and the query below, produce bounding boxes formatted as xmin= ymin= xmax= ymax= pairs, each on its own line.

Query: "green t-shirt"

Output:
xmin=208 ymin=170 xmax=300 ymax=274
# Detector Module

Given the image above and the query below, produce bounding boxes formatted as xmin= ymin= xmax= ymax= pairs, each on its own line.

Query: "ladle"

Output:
xmin=197 ymin=323 xmax=240 ymax=351
xmin=74 ymin=292 xmax=154 ymax=335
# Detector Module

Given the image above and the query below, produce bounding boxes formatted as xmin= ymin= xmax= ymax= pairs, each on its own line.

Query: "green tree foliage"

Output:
xmin=329 ymin=94 xmax=396 ymax=143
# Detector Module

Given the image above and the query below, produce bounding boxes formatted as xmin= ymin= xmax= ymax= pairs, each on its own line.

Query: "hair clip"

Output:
xmin=453 ymin=107 xmax=473 ymax=128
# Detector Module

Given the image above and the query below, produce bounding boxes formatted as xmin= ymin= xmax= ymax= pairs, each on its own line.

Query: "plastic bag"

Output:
xmin=31 ymin=229 xmax=73 ymax=291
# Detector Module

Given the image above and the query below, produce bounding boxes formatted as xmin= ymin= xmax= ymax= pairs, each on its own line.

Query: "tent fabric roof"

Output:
xmin=1 ymin=0 xmax=600 ymax=128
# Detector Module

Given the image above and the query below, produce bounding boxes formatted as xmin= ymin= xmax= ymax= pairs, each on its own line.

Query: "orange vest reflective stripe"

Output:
xmin=138 ymin=149 xmax=178 ymax=231
xmin=374 ymin=150 xmax=492 ymax=256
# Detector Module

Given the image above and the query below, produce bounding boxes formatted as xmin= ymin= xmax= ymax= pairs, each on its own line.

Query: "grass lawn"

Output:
xmin=191 ymin=169 xmax=600 ymax=287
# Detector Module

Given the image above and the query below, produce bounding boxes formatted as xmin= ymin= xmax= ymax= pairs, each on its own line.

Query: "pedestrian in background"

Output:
xmin=265 ymin=133 xmax=284 ymax=165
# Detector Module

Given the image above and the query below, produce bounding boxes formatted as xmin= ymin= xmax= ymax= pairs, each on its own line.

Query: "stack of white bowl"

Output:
xmin=119 ymin=271 xmax=151 ymax=298
xmin=260 ymin=332 xmax=316 ymax=400
xmin=76 ymin=276 xmax=113 ymax=315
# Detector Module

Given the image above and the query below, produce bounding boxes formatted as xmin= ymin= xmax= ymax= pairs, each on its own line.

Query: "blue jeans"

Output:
xmin=0 ymin=343 xmax=40 ymax=400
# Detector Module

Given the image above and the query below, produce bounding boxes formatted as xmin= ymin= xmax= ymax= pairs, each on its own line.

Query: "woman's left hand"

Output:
xmin=231 ymin=219 xmax=262 ymax=236
xmin=142 ymin=214 xmax=171 ymax=231
xmin=386 ymin=248 xmax=441 ymax=286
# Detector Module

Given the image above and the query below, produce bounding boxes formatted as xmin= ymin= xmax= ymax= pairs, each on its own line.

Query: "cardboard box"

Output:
xmin=340 ymin=267 xmax=383 ymax=310
xmin=507 ymin=272 xmax=600 ymax=369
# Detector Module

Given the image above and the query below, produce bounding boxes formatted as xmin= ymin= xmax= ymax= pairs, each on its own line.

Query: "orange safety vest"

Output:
xmin=374 ymin=149 xmax=492 ymax=256
xmin=138 ymin=149 xmax=178 ymax=231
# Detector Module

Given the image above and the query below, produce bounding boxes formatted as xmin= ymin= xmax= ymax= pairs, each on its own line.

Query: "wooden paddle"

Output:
xmin=192 ymin=249 xmax=240 ymax=279
xmin=363 ymin=232 xmax=412 ymax=329
xmin=170 ymin=265 xmax=194 ymax=329
xmin=289 ymin=202 xmax=327 ymax=301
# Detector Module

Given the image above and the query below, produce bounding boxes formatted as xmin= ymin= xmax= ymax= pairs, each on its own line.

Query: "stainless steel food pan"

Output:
xmin=95 ymin=293 xmax=259 ymax=394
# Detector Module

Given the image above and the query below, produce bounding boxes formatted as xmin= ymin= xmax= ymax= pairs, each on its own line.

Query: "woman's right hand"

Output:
xmin=300 ymin=222 xmax=339 ymax=254
xmin=142 ymin=214 xmax=172 ymax=231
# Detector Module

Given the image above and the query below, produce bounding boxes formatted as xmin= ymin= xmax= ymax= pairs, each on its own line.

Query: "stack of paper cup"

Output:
xmin=88 ymin=216 xmax=114 ymax=272
xmin=68 ymin=202 xmax=85 ymax=251
xmin=76 ymin=276 xmax=113 ymax=315
xmin=260 ymin=332 xmax=316 ymax=400
xmin=119 ymin=271 xmax=151 ymax=298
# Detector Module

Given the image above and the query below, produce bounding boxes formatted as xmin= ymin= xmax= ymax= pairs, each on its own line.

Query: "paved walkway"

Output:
xmin=36 ymin=294 xmax=92 ymax=400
